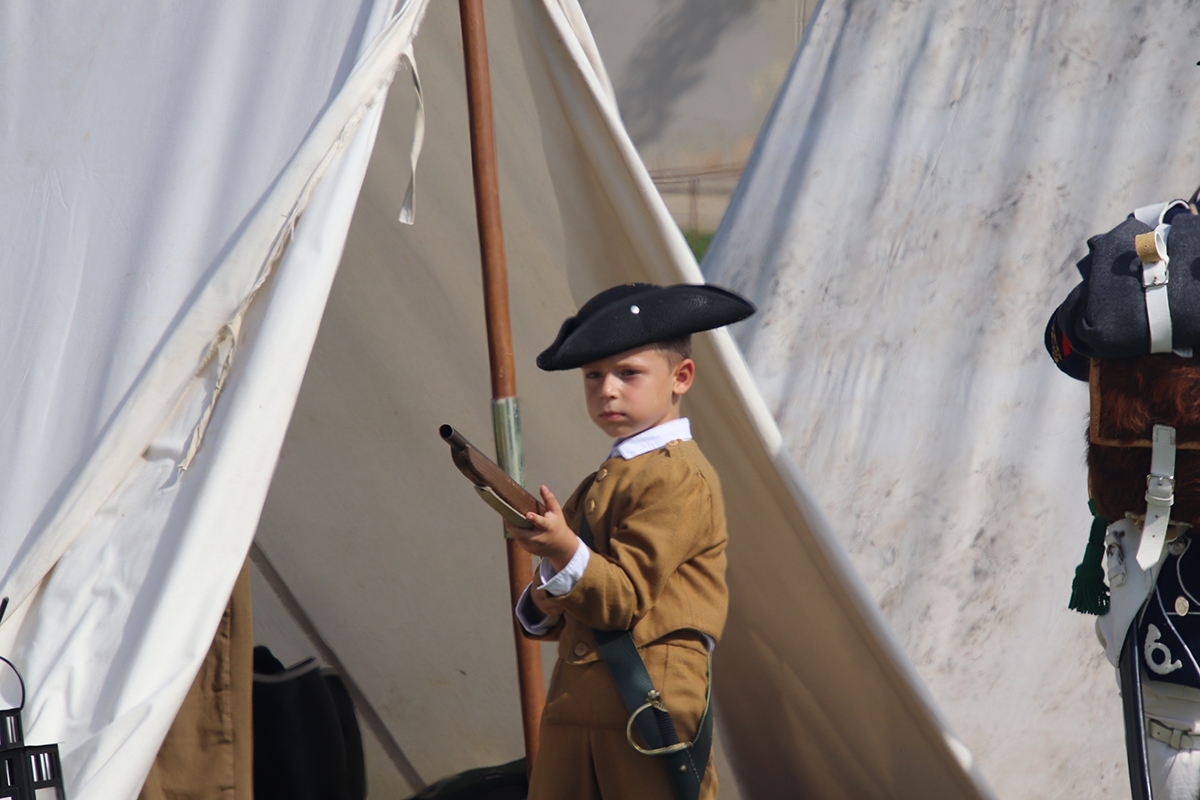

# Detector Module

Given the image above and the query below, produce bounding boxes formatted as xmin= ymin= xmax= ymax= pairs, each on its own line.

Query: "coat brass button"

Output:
xmin=574 ymin=643 xmax=588 ymax=657
xmin=666 ymin=439 xmax=681 ymax=447
xmin=596 ymin=468 xmax=608 ymax=482
xmin=587 ymin=499 xmax=596 ymax=513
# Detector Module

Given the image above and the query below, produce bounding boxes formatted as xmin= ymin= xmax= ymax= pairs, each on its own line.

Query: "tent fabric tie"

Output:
xmin=1069 ymin=498 xmax=1110 ymax=616
xmin=397 ymin=43 xmax=424 ymax=225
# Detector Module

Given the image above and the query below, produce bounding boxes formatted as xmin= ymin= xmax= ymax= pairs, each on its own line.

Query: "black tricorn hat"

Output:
xmin=536 ymin=282 xmax=755 ymax=371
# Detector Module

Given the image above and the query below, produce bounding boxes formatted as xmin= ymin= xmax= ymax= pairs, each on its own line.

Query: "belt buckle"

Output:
xmin=1147 ymin=474 xmax=1176 ymax=505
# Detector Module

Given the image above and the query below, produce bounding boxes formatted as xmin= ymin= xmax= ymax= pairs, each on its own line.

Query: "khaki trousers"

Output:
xmin=140 ymin=560 xmax=254 ymax=800
xmin=528 ymin=636 xmax=717 ymax=800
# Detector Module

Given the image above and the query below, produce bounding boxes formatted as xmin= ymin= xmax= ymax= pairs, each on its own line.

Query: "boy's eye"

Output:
xmin=584 ymin=371 xmax=601 ymax=380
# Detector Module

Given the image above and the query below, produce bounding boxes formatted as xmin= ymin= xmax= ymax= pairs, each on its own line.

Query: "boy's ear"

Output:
xmin=673 ymin=357 xmax=695 ymax=396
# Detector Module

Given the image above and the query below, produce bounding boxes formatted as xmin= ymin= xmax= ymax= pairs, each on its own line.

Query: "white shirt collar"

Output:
xmin=609 ymin=417 xmax=692 ymax=460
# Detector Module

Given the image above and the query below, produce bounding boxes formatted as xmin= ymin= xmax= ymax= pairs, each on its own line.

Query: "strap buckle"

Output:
xmin=1137 ymin=424 xmax=1179 ymax=568
xmin=1149 ymin=718 xmax=1200 ymax=750
xmin=1146 ymin=474 xmax=1176 ymax=506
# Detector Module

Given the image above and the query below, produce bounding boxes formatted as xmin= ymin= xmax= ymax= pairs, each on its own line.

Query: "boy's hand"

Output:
xmin=507 ymin=485 xmax=580 ymax=572
xmin=530 ymin=584 xmax=564 ymax=621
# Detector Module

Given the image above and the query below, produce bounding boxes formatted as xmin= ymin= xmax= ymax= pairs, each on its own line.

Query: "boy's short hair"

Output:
xmin=650 ymin=335 xmax=692 ymax=366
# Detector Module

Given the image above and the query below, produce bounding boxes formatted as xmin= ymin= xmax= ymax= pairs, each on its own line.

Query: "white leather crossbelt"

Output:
xmin=1137 ymin=424 xmax=1178 ymax=569
xmin=1140 ymin=224 xmax=1172 ymax=354
xmin=1149 ymin=718 xmax=1200 ymax=750
xmin=1133 ymin=199 xmax=1192 ymax=355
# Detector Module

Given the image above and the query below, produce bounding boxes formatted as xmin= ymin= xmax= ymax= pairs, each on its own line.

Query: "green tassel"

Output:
xmin=1069 ymin=498 xmax=1110 ymax=616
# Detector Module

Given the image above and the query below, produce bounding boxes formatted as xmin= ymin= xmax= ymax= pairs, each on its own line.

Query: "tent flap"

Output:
xmin=0 ymin=1 xmax=427 ymax=796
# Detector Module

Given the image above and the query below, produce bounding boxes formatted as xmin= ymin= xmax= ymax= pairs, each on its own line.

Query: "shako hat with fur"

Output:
xmin=1046 ymin=202 xmax=1200 ymax=380
xmin=536 ymin=282 xmax=755 ymax=371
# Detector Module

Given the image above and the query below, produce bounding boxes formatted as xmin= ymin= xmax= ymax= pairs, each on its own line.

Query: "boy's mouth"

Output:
xmin=599 ymin=411 xmax=624 ymax=421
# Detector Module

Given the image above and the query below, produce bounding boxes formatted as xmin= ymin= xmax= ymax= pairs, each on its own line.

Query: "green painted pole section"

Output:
xmin=492 ymin=397 xmax=526 ymax=494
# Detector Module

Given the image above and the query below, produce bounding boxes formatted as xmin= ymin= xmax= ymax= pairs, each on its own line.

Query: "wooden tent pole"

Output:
xmin=458 ymin=0 xmax=544 ymax=771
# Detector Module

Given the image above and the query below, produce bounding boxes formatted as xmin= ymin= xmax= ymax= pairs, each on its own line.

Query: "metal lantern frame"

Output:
xmin=0 ymin=656 xmax=66 ymax=800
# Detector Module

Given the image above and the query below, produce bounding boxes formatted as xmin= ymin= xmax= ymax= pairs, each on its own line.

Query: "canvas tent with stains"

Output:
xmin=699 ymin=1 xmax=1200 ymax=799
xmin=0 ymin=1 xmax=991 ymax=798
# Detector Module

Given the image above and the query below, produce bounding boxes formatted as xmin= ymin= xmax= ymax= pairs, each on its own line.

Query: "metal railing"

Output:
xmin=649 ymin=163 xmax=744 ymax=231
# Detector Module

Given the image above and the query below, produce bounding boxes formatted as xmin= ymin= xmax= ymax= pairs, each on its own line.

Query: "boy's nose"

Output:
xmin=600 ymin=374 xmax=620 ymax=396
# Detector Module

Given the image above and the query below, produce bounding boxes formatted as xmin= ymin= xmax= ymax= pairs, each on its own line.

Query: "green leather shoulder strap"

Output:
xmin=576 ymin=514 xmax=712 ymax=800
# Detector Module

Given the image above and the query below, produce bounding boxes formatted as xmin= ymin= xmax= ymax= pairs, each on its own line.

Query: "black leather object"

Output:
xmin=253 ymin=646 xmax=366 ymax=800
xmin=406 ymin=759 xmax=527 ymax=800
xmin=592 ymin=629 xmax=711 ymax=800
xmin=1120 ymin=625 xmax=1152 ymax=800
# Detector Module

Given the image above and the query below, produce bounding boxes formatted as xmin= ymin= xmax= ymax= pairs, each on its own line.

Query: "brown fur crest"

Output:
xmin=1089 ymin=355 xmax=1200 ymax=526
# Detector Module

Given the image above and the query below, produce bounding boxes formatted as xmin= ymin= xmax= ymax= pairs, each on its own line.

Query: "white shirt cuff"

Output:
xmin=515 ymin=583 xmax=559 ymax=636
xmin=539 ymin=538 xmax=589 ymax=597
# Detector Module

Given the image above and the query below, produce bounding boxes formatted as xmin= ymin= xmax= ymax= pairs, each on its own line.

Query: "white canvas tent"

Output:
xmin=704 ymin=1 xmax=1200 ymax=798
xmin=1 ymin=1 xmax=993 ymax=799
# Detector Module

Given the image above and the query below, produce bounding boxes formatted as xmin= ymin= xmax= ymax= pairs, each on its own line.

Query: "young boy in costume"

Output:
xmin=509 ymin=282 xmax=754 ymax=800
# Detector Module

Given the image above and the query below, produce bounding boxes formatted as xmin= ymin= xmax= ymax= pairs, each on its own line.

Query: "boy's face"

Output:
xmin=581 ymin=345 xmax=695 ymax=439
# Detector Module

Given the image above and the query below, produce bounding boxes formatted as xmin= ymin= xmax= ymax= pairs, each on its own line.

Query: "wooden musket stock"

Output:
xmin=440 ymin=425 xmax=545 ymax=523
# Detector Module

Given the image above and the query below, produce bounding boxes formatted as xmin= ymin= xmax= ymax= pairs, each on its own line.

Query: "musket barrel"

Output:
xmin=439 ymin=424 xmax=467 ymax=450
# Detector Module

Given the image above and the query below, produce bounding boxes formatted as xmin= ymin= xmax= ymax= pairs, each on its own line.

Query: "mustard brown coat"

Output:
xmin=531 ymin=437 xmax=729 ymax=663
xmin=525 ymin=438 xmax=727 ymax=800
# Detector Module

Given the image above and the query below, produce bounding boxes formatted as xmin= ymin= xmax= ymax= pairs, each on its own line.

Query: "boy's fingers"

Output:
xmin=540 ymin=485 xmax=562 ymax=514
xmin=524 ymin=511 xmax=551 ymax=531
